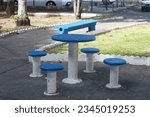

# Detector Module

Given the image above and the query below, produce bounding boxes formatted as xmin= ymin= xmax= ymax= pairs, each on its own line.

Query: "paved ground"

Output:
xmin=0 ymin=29 xmax=57 ymax=58
xmin=0 ymin=62 xmax=150 ymax=100
xmin=0 ymin=9 xmax=150 ymax=100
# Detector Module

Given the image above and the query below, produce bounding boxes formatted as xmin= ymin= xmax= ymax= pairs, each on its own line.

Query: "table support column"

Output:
xmin=62 ymin=43 xmax=82 ymax=84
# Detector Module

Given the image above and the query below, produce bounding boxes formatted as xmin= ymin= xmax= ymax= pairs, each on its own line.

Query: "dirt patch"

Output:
xmin=144 ymin=48 xmax=150 ymax=52
xmin=29 ymin=15 xmax=79 ymax=26
xmin=0 ymin=17 xmax=15 ymax=32
xmin=0 ymin=13 xmax=79 ymax=33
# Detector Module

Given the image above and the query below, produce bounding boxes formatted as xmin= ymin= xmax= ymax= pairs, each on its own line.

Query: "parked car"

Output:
xmin=139 ymin=0 xmax=150 ymax=11
xmin=3 ymin=0 xmax=72 ymax=7
xmin=83 ymin=0 xmax=116 ymax=4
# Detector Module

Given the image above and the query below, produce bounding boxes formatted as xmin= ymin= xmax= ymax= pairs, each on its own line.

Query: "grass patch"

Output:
xmin=46 ymin=44 xmax=68 ymax=54
xmin=47 ymin=24 xmax=150 ymax=57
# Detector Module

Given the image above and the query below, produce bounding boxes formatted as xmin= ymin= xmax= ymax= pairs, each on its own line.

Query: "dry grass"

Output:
xmin=0 ymin=13 xmax=16 ymax=32
xmin=0 ymin=13 xmax=80 ymax=33
xmin=30 ymin=15 xmax=80 ymax=26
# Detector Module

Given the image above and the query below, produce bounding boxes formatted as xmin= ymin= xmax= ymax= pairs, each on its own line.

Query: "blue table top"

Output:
xmin=52 ymin=34 xmax=95 ymax=42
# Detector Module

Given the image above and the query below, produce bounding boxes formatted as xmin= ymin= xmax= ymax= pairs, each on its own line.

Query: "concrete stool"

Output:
xmin=28 ymin=50 xmax=47 ymax=78
xmin=40 ymin=64 xmax=64 ymax=96
xmin=104 ymin=58 xmax=126 ymax=88
xmin=81 ymin=48 xmax=100 ymax=73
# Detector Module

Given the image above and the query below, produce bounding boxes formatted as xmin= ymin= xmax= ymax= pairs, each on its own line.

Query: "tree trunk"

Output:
xmin=102 ymin=0 xmax=110 ymax=10
xmin=6 ymin=0 xmax=14 ymax=17
xmin=0 ymin=0 xmax=4 ymax=11
xmin=73 ymin=0 xmax=82 ymax=19
xmin=16 ymin=0 xmax=30 ymax=26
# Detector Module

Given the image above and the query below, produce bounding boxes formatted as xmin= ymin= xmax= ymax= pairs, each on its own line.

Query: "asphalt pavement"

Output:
xmin=0 ymin=9 xmax=150 ymax=100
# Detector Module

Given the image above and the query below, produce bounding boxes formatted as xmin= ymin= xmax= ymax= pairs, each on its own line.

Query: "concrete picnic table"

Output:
xmin=52 ymin=34 xmax=95 ymax=84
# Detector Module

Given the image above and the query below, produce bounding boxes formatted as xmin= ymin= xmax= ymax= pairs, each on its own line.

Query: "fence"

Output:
xmin=82 ymin=0 xmax=138 ymax=12
xmin=1 ymin=0 xmax=138 ymax=13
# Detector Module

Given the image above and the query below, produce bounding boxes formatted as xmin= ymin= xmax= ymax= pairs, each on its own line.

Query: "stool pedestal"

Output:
xmin=28 ymin=50 xmax=47 ymax=78
xmin=41 ymin=63 xmax=64 ymax=96
xmin=84 ymin=53 xmax=96 ymax=73
xmin=80 ymin=48 xmax=99 ymax=73
xmin=106 ymin=66 xmax=121 ymax=88
xmin=44 ymin=71 xmax=59 ymax=96
xmin=30 ymin=57 xmax=42 ymax=78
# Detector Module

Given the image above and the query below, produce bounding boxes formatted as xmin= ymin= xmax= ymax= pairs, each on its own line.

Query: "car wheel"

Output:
xmin=46 ymin=1 xmax=56 ymax=7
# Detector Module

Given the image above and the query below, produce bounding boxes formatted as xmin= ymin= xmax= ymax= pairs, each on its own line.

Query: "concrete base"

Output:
xmin=83 ymin=70 xmax=96 ymax=73
xmin=106 ymin=83 xmax=121 ymax=89
xmin=44 ymin=91 xmax=59 ymax=96
xmin=29 ymin=74 xmax=43 ymax=78
xmin=62 ymin=78 xmax=82 ymax=84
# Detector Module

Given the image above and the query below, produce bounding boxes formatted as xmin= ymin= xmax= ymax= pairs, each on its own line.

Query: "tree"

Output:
xmin=73 ymin=0 xmax=82 ymax=19
xmin=16 ymin=0 xmax=30 ymax=26
xmin=0 ymin=0 xmax=4 ymax=11
xmin=6 ymin=0 xmax=15 ymax=17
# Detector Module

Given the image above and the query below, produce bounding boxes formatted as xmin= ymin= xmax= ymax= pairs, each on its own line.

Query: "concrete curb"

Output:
xmin=0 ymin=25 xmax=52 ymax=38
xmin=41 ymin=53 xmax=150 ymax=66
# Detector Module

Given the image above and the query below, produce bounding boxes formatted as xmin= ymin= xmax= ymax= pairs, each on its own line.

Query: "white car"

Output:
xmin=139 ymin=0 xmax=150 ymax=11
xmin=4 ymin=0 xmax=72 ymax=7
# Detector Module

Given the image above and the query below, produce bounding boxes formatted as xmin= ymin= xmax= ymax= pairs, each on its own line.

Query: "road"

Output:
xmin=108 ymin=8 xmax=150 ymax=22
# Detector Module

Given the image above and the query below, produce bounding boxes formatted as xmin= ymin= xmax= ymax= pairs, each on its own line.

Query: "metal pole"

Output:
xmin=33 ymin=0 xmax=35 ymax=7
xmin=91 ymin=0 xmax=93 ymax=12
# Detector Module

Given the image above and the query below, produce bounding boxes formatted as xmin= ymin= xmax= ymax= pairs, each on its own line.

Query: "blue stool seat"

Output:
xmin=81 ymin=48 xmax=100 ymax=53
xmin=28 ymin=50 xmax=47 ymax=57
xmin=40 ymin=64 xmax=64 ymax=71
xmin=104 ymin=58 xmax=126 ymax=66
